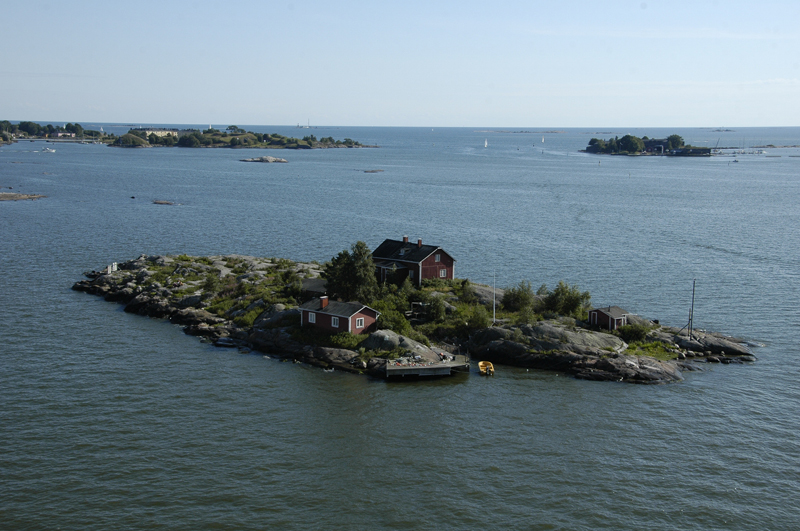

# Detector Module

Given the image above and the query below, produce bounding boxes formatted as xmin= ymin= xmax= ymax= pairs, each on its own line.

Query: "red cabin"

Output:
xmin=372 ymin=236 xmax=456 ymax=286
xmin=588 ymin=306 xmax=630 ymax=331
xmin=299 ymin=296 xmax=380 ymax=335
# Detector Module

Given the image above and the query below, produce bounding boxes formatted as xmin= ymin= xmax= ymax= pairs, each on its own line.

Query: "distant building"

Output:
xmin=131 ymin=128 xmax=179 ymax=138
xmin=372 ymin=236 xmax=456 ymax=286
xmin=588 ymin=306 xmax=629 ymax=331
xmin=52 ymin=131 xmax=75 ymax=138
xmin=299 ymin=296 xmax=380 ymax=335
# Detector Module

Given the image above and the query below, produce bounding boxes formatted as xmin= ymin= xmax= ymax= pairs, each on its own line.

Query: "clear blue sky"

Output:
xmin=3 ymin=0 xmax=798 ymax=127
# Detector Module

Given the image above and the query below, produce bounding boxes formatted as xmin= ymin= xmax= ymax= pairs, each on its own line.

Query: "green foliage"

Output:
xmin=541 ymin=281 xmax=591 ymax=319
xmin=666 ymin=134 xmax=684 ymax=150
xmin=114 ymin=133 xmax=149 ymax=147
xmin=177 ymin=133 xmax=202 ymax=147
xmin=502 ymin=280 xmax=535 ymax=312
xmin=202 ymin=272 xmax=221 ymax=293
xmin=426 ymin=296 xmax=447 ymax=322
xmin=618 ymin=134 xmax=644 ymax=153
xmin=466 ymin=305 xmax=491 ymax=330
xmin=456 ymin=279 xmax=477 ymax=304
xmin=206 ymin=298 xmax=235 ymax=317
xmin=322 ymin=241 xmax=379 ymax=303
xmin=234 ymin=308 xmax=264 ymax=328
xmin=626 ymin=341 xmax=677 ymax=361
xmin=616 ymin=324 xmax=650 ymax=343
xmin=329 ymin=332 xmax=370 ymax=350
xmin=376 ymin=309 xmax=413 ymax=336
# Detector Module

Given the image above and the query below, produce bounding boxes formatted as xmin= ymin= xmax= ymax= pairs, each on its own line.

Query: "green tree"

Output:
xmin=666 ymin=134 xmax=684 ymax=150
xmin=322 ymin=241 xmax=379 ymax=303
xmin=502 ymin=280 xmax=535 ymax=312
xmin=543 ymin=281 xmax=591 ymax=319
xmin=178 ymin=133 xmax=201 ymax=147
xmin=618 ymin=134 xmax=644 ymax=153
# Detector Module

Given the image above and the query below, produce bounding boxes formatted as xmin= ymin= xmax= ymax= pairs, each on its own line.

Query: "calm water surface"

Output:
xmin=2 ymin=127 xmax=799 ymax=530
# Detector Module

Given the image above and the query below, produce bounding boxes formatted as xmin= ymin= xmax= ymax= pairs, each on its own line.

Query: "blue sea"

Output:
xmin=1 ymin=126 xmax=799 ymax=530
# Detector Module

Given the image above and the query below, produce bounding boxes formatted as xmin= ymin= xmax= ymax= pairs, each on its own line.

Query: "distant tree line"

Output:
xmin=0 ymin=120 xmax=107 ymax=140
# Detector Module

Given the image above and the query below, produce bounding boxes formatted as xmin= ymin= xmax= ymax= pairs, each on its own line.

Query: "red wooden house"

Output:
xmin=299 ymin=296 xmax=380 ymax=335
xmin=372 ymin=236 xmax=456 ymax=286
xmin=588 ymin=306 xmax=629 ymax=331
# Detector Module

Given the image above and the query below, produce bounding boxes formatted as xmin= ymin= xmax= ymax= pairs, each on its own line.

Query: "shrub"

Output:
xmin=234 ymin=308 xmax=264 ymax=328
xmin=542 ymin=281 xmax=591 ymax=319
xmin=466 ymin=305 xmax=491 ymax=330
xmin=377 ymin=309 xmax=413 ymax=336
xmin=617 ymin=324 xmax=649 ymax=343
xmin=502 ymin=280 xmax=535 ymax=312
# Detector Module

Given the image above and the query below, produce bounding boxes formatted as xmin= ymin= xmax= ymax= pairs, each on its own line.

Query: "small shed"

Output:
xmin=299 ymin=296 xmax=380 ymax=335
xmin=588 ymin=306 xmax=629 ymax=331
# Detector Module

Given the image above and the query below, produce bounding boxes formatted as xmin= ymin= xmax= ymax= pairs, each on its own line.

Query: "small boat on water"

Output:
xmin=43 ymin=147 xmax=55 ymax=153
xmin=479 ymin=361 xmax=495 ymax=376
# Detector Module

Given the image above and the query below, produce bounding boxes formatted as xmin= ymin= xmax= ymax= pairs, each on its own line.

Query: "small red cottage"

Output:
xmin=299 ymin=296 xmax=380 ymax=335
xmin=588 ymin=306 xmax=630 ymax=331
xmin=372 ymin=236 xmax=456 ymax=286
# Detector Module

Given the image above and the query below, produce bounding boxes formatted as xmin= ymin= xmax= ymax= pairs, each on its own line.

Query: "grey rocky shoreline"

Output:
xmin=72 ymin=254 xmax=756 ymax=384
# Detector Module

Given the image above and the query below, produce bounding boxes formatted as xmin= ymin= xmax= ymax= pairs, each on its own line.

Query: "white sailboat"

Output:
xmin=484 ymin=139 xmax=488 ymax=148
xmin=542 ymin=136 xmax=545 ymax=143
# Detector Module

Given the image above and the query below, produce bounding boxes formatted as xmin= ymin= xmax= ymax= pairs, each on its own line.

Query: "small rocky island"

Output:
xmin=240 ymin=156 xmax=288 ymax=163
xmin=73 ymin=253 xmax=755 ymax=384
xmin=0 ymin=192 xmax=46 ymax=201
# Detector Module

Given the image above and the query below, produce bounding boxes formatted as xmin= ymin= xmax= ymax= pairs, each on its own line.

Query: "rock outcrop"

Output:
xmin=240 ymin=156 xmax=288 ymax=163
xmin=469 ymin=318 xmax=754 ymax=384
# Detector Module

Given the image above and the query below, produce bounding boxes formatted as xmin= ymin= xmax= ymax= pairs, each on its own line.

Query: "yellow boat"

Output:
xmin=479 ymin=361 xmax=495 ymax=376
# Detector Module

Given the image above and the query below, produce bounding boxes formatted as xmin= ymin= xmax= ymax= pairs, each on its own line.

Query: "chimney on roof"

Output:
xmin=403 ymin=235 xmax=409 ymax=243
xmin=418 ymin=238 xmax=422 ymax=248
xmin=320 ymin=296 xmax=328 ymax=309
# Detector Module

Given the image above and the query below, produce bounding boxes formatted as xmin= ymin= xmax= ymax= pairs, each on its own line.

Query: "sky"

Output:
xmin=2 ymin=0 xmax=799 ymax=127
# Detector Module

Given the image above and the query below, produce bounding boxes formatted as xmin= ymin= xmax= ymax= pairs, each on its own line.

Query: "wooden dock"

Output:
xmin=385 ymin=355 xmax=470 ymax=379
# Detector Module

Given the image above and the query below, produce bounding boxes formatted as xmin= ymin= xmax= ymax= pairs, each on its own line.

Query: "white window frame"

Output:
xmin=439 ymin=268 xmax=447 ymax=278
xmin=435 ymin=254 xmax=441 ymax=262
xmin=331 ymin=316 xmax=339 ymax=328
xmin=356 ymin=317 xmax=365 ymax=329
xmin=308 ymin=312 xmax=316 ymax=324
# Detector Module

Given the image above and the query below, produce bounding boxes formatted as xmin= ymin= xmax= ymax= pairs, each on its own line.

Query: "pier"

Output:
xmin=385 ymin=354 xmax=470 ymax=378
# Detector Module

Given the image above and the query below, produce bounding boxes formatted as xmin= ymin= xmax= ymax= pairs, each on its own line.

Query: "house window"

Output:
xmin=435 ymin=254 xmax=441 ymax=262
xmin=331 ymin=316 xmax=339 ymax=328
xmin=356 ymin=318 xmax=364 ymax=329
xmin=439 ymin=269 xmax=447 ymax=278
xmin=409 ymin=270 xmax=414 ymax=280
xmin=308 ymin=312 xmax=316 ymax=324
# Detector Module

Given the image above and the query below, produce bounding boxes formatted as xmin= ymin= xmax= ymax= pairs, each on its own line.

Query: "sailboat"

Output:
xmin=542 ymin=136 xmax=545 ymax=143
xmin=484 ymin=139 xmax=488 ymax=148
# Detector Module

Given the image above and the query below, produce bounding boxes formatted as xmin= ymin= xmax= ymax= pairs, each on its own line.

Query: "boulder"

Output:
xmin=360 ymin=330 xmax=437 ymax=361
xmin=170 ymin=308 xmax=224 ymax=326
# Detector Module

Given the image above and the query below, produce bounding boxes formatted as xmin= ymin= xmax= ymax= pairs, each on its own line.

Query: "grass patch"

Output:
xmin=625 ymin=341 xmax=677 ymax=361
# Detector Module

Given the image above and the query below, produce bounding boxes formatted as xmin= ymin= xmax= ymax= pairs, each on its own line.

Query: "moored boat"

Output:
xmin=479 ymin=361 xmax=494 ymax=375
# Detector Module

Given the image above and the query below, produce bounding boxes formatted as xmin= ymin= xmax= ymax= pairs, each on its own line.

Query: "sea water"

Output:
xmin=1 ymin=126 xmax=799 ymax=530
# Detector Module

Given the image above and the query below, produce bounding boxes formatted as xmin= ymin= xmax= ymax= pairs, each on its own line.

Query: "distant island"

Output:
xmin=584 ymin=134 xmax=711 ymax=156
xmin=0 ymin=121 xmax=376 ymax=150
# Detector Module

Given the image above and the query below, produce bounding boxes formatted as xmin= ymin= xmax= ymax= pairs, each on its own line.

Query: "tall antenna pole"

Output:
xmin=688 ymin=279 xmax=696 ymax=338
xmin=492 ymin=270 xmax=496 ymax=325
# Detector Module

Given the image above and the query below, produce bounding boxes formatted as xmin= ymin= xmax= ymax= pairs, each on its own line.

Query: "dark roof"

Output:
xmin=299 ymin=298 xmax=379 ymax=318
xmin=301 ymin=277 xmax=327 ymax=294
xmin=372 ymin=239 xmax=452 ymax=264
xmin=591 ymin=306 xmax=629 ymax=319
